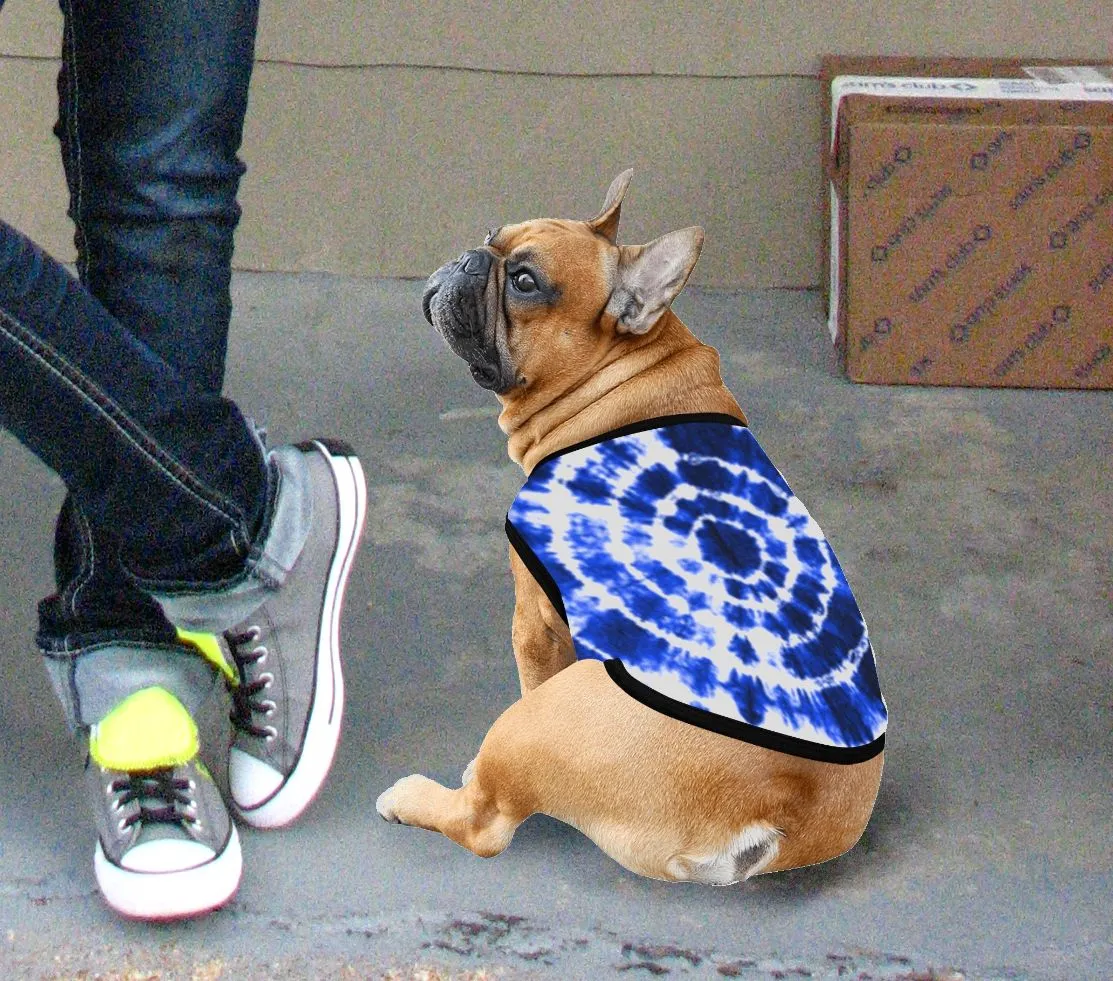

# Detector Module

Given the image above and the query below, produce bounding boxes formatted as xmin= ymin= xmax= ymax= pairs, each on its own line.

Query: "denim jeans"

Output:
xmin=0 ymin=208 xmax=332 ymax=726
xmin=0 ymin=0 xmax=262 ymax=653
xmin=0 ymin=221 xmax=268 ymax=584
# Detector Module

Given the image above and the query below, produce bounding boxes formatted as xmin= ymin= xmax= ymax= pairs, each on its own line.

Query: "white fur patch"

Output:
xmin=669 ymin=824 xmax=783 ymax=885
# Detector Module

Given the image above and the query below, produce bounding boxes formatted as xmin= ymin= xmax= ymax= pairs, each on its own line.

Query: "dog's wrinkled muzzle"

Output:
xmin=422 ymin=249 xmax=515 ymax=392
xmin=422 ymin=249 xmax=492 ymax=327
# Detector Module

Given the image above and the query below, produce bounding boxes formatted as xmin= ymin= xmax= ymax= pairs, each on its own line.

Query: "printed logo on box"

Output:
xmin=950 ymin=261 xmax=1033 ymax=344
xmin=993 ymin=305 xmax=1072 ymax=377
xmin=871 ymin=184 xmax=954 ymax=263
xmin=909 ymin=355 xmax=935 ymax=381
xmin=848 ymin=79 xmax=979 ymax=93
xmin=1090 ymin=253 xmax=1113 ymax=294
xmin=859 ymin=317 xmax=895 ymax=353
xmin=864 ymin=145 xmax=913 ymax=196
xmin=1009 ymin=132 xmax=1094 ymax=210
xmin=1049 ymin=182 xmax=1113 ymax=251
xmin=1074 ymin=344 xmax=1112 ymax=380
xmin=910 ymin=225 xmax=994 ymax=304
xmin=970 ymin=130 xmax=1014 ymax=171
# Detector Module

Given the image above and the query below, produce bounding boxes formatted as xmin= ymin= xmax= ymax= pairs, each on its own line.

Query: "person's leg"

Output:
xmin=39 ymin=0 xmax=261 ymax=917
xmin=0 ymin=222 xmax=266 ymax=599
xmin=36 ymin=0 xmax=366 ymax=917
xmin=0 ymin=217 xmax=264 ymax=917
xmin=45 ymin=0 xmax=261 ymax=648
xmin=1 ymin=217 xmax=366 ymax=916
xmin=55 ymin=0 xmax=258 ymax=390
xmin=53 ymin=0 xmax=363 ymax=827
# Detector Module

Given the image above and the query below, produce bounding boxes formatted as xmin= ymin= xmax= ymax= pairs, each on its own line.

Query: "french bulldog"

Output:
xmin=377 ymin=172 xmax=886 ymax=883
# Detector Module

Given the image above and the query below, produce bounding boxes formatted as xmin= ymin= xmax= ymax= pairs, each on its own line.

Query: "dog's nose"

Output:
xmin=458 ymin=249 xmax=492 ymax=278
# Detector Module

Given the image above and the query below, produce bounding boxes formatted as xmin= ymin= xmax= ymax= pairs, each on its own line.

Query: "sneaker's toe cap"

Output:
xmin=95 ymin=830 xmax=242 ymax=920
xmin=121 ymin=839 xmax=215 ymax=873
xmin=229 ymin=747 xmax=285 ymax=809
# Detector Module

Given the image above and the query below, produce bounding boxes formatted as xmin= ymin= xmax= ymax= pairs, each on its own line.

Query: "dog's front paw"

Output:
xmin=376 ymin=773 xmax=440 ymax=826
xmin=375 ymin=786 xmax=403 ymax=824
xmin=376 ymin=775 xmax=427 ymax=823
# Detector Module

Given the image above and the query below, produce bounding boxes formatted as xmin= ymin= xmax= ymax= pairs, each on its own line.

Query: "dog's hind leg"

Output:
xmin=377 ymin=659 xmax=813 ymax=877
xmin=376 ymin=661 xmax=612 ymax=859
xmin=375 ymin=679 xmax=561 ymax=857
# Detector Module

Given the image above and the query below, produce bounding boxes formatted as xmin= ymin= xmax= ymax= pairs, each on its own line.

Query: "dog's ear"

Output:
xmin=587 ymin=169 xmax=634 ymax=244
xmin=605 ymin=226 xmax=704 ymax=335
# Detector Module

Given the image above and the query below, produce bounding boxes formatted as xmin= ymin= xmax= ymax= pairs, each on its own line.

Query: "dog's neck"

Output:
xmin=498 ymin=310 xmax=746 ymax=473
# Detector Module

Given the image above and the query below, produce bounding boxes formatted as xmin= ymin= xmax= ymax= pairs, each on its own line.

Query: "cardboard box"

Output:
xmin=822 ymin=57 xmax=1113 ymax=388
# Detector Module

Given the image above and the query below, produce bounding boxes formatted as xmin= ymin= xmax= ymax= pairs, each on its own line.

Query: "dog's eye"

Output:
xmin=511 ymin=270 xmax=538 ymax=294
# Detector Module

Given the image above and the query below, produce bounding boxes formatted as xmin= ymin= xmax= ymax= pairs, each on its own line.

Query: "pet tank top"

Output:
xmin=505 ymin=414 xmax=887 ymax=764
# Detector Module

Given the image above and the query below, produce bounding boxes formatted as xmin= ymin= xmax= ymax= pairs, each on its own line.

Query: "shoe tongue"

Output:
xmin=90 ymin=687 xmax=199 ymax=771
xmin=132 ymin=816 xmax=193 ymax=847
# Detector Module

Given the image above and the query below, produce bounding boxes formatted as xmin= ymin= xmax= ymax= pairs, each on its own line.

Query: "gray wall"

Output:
xmin=0 ymin=1 xmax=1107 ymax=286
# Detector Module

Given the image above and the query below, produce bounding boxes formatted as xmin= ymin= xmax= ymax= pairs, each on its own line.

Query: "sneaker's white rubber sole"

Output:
xmin=233 ymin=442 xmax=367 ymax=829
xmin=94 ymin=826 xmax=242 ymax=921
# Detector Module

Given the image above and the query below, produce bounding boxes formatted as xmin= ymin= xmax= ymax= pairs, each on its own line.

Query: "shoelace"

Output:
xmin=225 ymin=625 xmax=278 ymax=741
xmin=110 ymin=771 xmax=198 ymax=831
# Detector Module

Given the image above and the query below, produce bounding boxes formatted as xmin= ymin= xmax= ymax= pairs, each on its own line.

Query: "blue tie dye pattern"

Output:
xmin=507 ymin=418 xmax=887 ymax=757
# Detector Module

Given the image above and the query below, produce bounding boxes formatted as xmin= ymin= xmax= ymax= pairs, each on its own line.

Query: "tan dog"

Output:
xmin=376 ymin=172 xmax=885 ymax=883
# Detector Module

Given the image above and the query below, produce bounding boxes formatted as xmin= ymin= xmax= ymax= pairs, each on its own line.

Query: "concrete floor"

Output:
xmin=0 ymin=274 xmax=1109 ymax=980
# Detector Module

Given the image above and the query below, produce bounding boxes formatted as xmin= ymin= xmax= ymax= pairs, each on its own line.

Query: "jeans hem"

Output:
xmin=37 ymin=623 xmax=176 ymax=656
xmin=123 ymin=427 xmax=275 ymax=594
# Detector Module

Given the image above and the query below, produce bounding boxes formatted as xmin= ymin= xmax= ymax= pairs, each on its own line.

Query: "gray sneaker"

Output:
xmin=87 ymin=685 xmax=241 ymax=920
xmin=158 ymin=439 xmax=367 ymax=829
